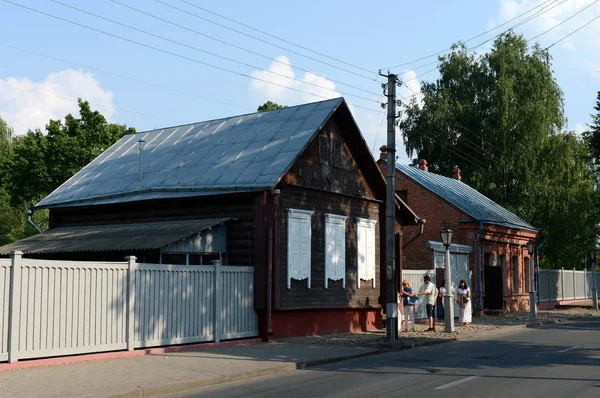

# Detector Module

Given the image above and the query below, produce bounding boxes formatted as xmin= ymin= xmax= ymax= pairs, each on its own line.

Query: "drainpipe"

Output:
xmin=535 ymin=236 xmax=548 ymax=304
xmin=477 ymin=221 xmax=484 ymax=312
xmin=26 ymin=209 xmax=43 ymax=234
xmin=266 ymin=189 xmax=280 ymax=339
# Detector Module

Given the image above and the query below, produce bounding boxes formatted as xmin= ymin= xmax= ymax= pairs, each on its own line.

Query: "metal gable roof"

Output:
xmin=0 ymin=218 xmax=230 ymax=254
xmin=397 ymin=164 xmax=537 ymax=231
xmin=36 ymin=98 xmax=344 ymax=209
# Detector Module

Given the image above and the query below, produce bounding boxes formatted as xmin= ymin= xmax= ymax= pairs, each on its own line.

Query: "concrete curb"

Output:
xmin=102 ymin=316 xmax=597 ymax=397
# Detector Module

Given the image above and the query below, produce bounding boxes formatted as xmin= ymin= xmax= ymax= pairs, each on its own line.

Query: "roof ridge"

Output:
xmin=132 ymin=97 xmax=344 ymax=137
xmin=396 ymin=163 xmax=536 ymax=230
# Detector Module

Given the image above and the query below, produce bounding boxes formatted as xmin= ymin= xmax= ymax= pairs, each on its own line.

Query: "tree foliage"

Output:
xmin=257 ymin=101 xmax=287 ymax=112
xmin=0 ymin=100 xmax=134 ymax=243
xmin=400 ymin=32 xmax=597 ymax=268
xmin=583 ymin=91 xmax=600 ymax=168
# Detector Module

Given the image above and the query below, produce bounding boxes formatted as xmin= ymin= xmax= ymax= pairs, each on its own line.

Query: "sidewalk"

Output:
xmin=1 ymin=307 xmax=597 ymax=398
xmin=0 ymin=342 xmax=381 ymax=398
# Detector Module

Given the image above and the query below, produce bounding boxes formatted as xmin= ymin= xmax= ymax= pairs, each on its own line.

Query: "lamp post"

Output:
xmin=526 ymin=240 xmax=537 ymax=320
xmin=440 ymin=227 xmax=454 ymax=332
xmin=589 ymin=250 xmax=598 ymax=310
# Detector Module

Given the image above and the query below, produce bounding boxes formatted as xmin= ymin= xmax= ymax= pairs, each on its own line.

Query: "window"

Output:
xmin=524 ymin=257 xmax=531 ymax=292
xmin=325 ymin=214 xmax=347 ymax=288
xmin=287 ymin=209 xmax=313 ymax=288
xmin=319 ymin=135 xmax=328 ymax=164
xmin=512 ymin=256 xmax=520 ymax=294
xmin=356 ymin=218 xmax=377 ymax=288
xmin=333 ymin=140 xmax=342 ymax=168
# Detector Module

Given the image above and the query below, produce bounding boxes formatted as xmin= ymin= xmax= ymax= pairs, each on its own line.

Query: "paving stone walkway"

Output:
xmin=277 ymin=307 xmax=599 ymax=349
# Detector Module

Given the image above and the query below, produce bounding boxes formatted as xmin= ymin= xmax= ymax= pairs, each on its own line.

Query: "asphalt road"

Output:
xmin=168 ymin=318 xmax=600 ymax=398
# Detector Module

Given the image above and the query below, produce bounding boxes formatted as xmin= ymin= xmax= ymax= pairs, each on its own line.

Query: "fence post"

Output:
xmin=560 ymin=268 xmax=565 ymax=301
xmin=8 ymin=251 xmax=22 ymax=363
xmin=126 ymin=256 xmax=137 ymax=351
xmin=213 ymin=260 xmax=222 ymax=343
xmin=572 ymin=267 xmax=577 ymax=301
xmin=584 ymin=267 xmax=587 ymax=299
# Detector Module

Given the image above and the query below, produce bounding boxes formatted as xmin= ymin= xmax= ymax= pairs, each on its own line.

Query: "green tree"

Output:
xmin=400 ymin=32 xmax=595 ymax=268
xmin=4 ymin=99 xmax=135 ymax=208
xmin=257 ymin=101 xmax=287 ymax=112
xmin=583 ymin=91 xmax=600 ymax=168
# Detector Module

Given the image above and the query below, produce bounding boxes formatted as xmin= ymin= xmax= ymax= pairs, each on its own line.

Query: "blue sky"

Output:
xmin=1 ymin=0 xmax=599 ymax=165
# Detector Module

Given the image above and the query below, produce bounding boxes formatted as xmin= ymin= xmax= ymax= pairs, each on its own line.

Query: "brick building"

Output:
xmin=378 ymin=149 xmax=539 ymax=313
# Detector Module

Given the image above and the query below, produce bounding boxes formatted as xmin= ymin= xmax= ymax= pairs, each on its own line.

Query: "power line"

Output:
xmin=50 ymin=0 xmax=379 ymax=104
xmin=395 ymin=0 xmax=570 ymax=86
xmin=153 ymin=0 xmax=377 ymax=81
xmin=371 ymin=95 xmax=386 ymax=153
xmin=528 ymin=0 xmax=599 ymax=43
xmin=396 ymin=0 xmax=576 ymax=94
xmin=108 ymin=0 xmax=379 ymax=97
xmin=545 ymin=12 xmax=600 ymax=49
xmin=384 ymin=0 xmax=557 ymax=69
xmin=176 ymin=0 xmax=376 ymax=76
xmin=0 ymin=43 xmax=254 ymax=112
xmin=0 ymin=82 xmax=182 ymax=123
xmin=2 ymin=0 xmax=380 ymax=113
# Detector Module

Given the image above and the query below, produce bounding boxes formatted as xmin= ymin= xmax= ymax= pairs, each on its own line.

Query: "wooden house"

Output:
xmin=0 ymin=98 xmax=419 ymax=338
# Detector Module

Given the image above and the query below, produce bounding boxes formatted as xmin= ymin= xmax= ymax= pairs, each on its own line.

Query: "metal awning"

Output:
xmin=0 ymin=218 xmax=230 ymax=255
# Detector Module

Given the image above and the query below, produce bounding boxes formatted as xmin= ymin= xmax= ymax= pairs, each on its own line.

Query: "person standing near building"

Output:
xmin=417 ymin=275 xmax=438 ymax=332
xmin=456 ymin=279 xmax=472 ymax=325
xmin=401 ymin=280 xmax=417 ymax=332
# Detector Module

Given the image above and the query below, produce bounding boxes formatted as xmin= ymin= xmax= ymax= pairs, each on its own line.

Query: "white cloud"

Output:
xmin=490 ymin=0 xmax=600 ymax=32
xmin=0 ymin=69 xmax=114 ymax=135
xmin=573 ymin=122 xmax=587 ymax=136
xmin=249 ymin=56 xmax=418 ymax=164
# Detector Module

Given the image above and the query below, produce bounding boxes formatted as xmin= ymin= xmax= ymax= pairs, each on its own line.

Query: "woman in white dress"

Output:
xmin=456 ymin=279 xmax=472 ymax=325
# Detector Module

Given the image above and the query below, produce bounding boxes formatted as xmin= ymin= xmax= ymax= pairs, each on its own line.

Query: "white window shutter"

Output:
xmin=287 ymin=209 xmax=313 ymax=288
xmin=357 ymin=218 xmax=377 ymax=289
xmin=325 ymin=214 xmax=347 ymax=289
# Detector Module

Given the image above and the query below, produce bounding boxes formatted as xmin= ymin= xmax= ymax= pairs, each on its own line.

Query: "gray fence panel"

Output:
xmin=16 ymin=259 xmax=128 ymax=360
xmin=574 ymin=271 xmax=586 ymax=300
xmin=0 ymin=259 xmax=10 ymax=362
xmin=586 ymin=272 xmax=594 ymax=297
xmin=539 ymin=270 xmax=550 ymax=302
xmin=539 ymin=269 xmax=594 ymax=303
xmin=2 ymin=256 xmax=258 ymax=363
xmin=134 ymin=264 xmax=215 ymax=348
xmin=220 ymin=267 xmax=258 ymax=340
xmin=401 ymin=269 xmax=436 ymax=319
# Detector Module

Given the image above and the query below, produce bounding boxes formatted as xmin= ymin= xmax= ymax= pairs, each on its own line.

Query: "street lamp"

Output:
xmin=440 ymin=227 xmax=455 ymax=332
xmin=589 ymin=250 xmax=598 ymax=310
xmin=526 ymin=240 xmax=537 ymax=320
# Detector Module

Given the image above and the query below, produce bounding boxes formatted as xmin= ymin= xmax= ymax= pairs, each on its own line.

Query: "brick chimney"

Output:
xmin=379 ymin=145 xmax=388 ymax=161
xmin=418 ymin=159 xmax=428 ymax=171
xmin=452 ymin=166 xmax=462 ymax=181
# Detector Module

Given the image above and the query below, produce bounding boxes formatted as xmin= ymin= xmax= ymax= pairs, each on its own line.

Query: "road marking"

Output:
xmin=558 ymin=346 xmax=580 ymax=353
xmin=434 ymin=376 xmax=479 ymax=390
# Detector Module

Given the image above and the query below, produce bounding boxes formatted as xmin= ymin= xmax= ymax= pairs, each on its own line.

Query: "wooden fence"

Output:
xmin=0 ymin=253 xmax=257 ymax=363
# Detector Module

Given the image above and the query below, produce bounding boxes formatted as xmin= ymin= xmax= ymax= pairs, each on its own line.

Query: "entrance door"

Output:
xmin=484 ymin=266 xmax=503 ymax=310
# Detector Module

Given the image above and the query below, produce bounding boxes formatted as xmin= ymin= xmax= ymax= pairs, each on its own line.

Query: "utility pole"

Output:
xmin=379 ymin=71 xmax=401 ymax=346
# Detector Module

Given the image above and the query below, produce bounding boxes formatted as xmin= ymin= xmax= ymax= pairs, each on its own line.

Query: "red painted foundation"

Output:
xmin=270 ymin=308 xmax=383 ymax=338
xmin=538 ymin=299 xmax=592 ymax=310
